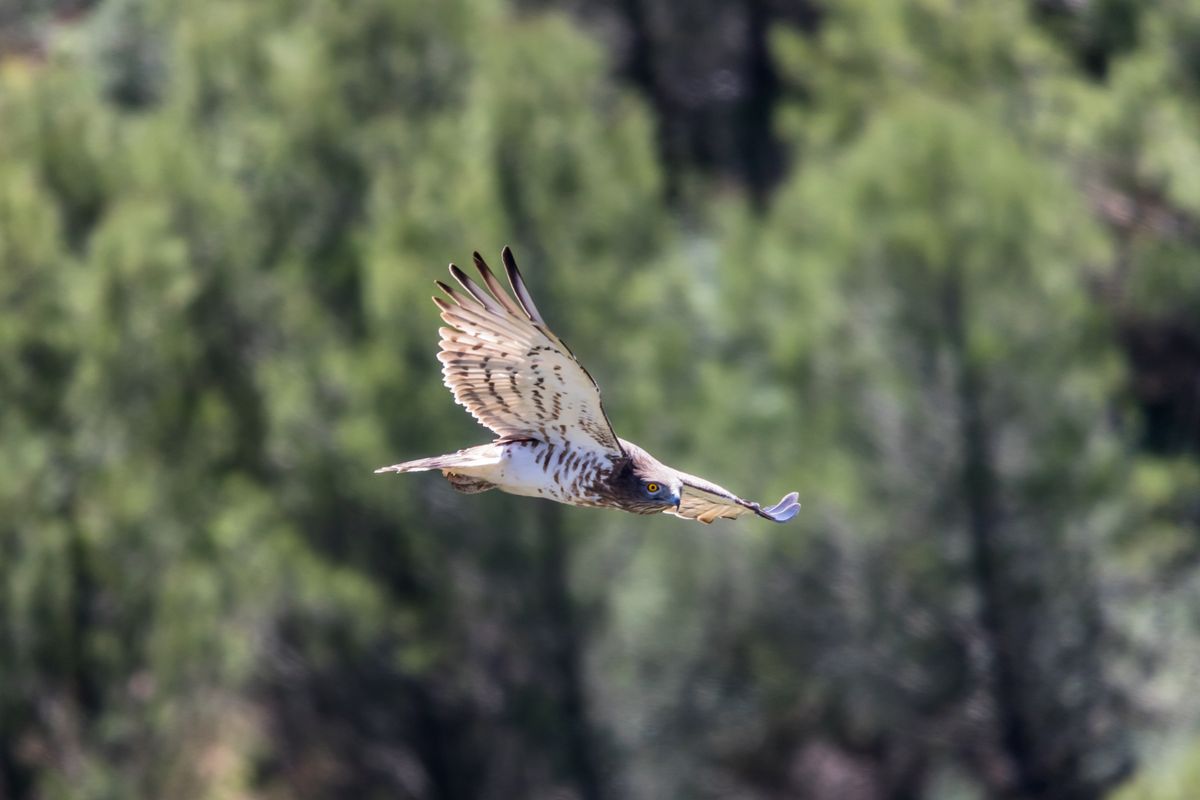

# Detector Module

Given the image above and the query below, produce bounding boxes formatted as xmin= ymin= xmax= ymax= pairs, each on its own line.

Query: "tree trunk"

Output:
xmin=943 ymin=271 xmax=1046 ymax=799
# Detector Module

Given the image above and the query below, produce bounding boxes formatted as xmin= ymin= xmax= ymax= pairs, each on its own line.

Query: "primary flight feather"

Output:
xmin=375 ymin=247 xmax=800 ymax=524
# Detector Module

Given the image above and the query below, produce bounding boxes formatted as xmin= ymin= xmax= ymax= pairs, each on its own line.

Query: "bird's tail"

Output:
xmin=374 ymin=444 xmax=501 ymax=475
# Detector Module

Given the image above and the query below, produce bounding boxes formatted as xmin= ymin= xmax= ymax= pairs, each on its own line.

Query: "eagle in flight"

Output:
xmin=376 ymin=247 xmax=800 ymax=524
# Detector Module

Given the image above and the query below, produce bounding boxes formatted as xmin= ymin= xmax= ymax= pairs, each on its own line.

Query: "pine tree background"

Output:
xmin=3 ymin=1 xmax=1200 ymax=798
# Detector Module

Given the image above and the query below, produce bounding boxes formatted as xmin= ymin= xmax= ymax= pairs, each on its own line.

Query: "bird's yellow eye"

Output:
xmin=646 ymin=483 xmax=660 ymax=493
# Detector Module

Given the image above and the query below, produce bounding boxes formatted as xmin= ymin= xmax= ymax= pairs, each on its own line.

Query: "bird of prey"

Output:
xmin=375 ymin=247 xmax=800 ymax=524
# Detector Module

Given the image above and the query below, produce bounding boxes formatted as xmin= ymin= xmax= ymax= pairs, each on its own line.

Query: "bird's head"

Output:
xmin=607 ymin=442 xmax=682 ymax=515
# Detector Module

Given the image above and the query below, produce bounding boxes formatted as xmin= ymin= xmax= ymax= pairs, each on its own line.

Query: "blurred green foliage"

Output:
xmin=2 ymin=1 xmax=1200 ymax=798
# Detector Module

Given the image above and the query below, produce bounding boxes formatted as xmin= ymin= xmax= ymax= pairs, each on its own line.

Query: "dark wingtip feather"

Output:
xmin=448 ymin=263 xmax=471 ymax=286
xmin=471 ymin=250 xmax=526 ymax=317
xmin=450 ymin=262 xmax=505 ymax=314
xmin=471 ymin=251 xmax=492 ymax=284
xmin=435 ymin=278 xmax=476 ymax=310
xmin=501 ymin=246 xmax=546 ymax=325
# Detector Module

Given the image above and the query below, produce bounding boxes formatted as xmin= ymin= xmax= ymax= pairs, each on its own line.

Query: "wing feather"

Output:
xmin=434 ymin=248 xmax=624 ymax=455
xmin=668 ymin=471 xmax=800 ymax=524
xmin=502 ymin=245 xmax=548 ymax=326
xmin=449 ymin=263 xmax=507 ymax=315
xmin=472 ymin=251 xmax=527 ymax=318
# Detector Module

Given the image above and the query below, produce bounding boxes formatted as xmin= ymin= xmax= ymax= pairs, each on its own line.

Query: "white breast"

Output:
xmin=484 ymin=440 xmax=606 ymax=506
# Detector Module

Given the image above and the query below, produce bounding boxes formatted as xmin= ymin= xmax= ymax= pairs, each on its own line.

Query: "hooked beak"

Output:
xmin=672 ymin=492 xmax=681 ymax=510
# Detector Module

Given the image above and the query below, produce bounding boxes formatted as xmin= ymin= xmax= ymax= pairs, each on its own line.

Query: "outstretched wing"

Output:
xmin=433 ymin=247 xmax=624 ymax=456
xmin=668 ymin=471 xmax=800 ymax=524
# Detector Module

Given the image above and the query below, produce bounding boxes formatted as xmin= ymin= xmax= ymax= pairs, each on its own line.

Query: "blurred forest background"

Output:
xmin=3 ymin=0 xmax=1200 ymax=798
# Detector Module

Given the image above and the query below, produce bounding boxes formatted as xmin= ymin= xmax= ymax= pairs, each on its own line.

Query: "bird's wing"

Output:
xmin=667 ymin=471 xmax=800 ymax=524
xmin=433 ymin=247 xmax=624 ymax=456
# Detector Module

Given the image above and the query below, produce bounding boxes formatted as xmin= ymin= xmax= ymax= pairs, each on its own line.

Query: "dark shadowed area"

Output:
xmin=3 ymin=1 xmax=1200 ymax=798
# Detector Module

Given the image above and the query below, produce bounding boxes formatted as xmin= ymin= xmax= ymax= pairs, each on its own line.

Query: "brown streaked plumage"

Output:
xmin=375 ymin=247 xmax=800 ymax=524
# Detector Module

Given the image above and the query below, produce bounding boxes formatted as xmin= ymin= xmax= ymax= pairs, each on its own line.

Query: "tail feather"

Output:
xmin=375 ymin=444 xmax=500 ymax=474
